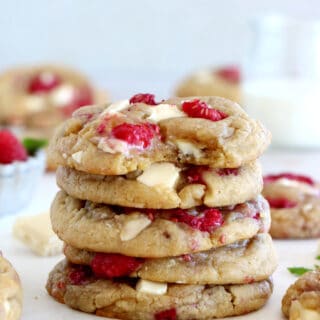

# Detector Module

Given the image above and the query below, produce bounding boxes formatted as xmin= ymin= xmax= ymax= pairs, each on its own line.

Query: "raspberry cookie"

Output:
xmin=263 ymin=173 xmax=320 ymax=238
xmin=64 ymin=233 xmax=277 ymax=285
xmin=0 ymin=253 xmax=22 ymax=320
xmin=175 ymin=66 xmax=241 ymax=103
xmin=47 ymin=95 xmax=271 ymax=175
xmin=51 ymin=191 xmax=270 ymax=258
xmin=56 ymin=161 xmax=262 ymax=209
xmin=282 ymin=270 xmax=320 ymax=319
xmin=0 ymin=64 xmax=106 ymax=136
xmin=47 ymin=259 xmax=273 ymax=320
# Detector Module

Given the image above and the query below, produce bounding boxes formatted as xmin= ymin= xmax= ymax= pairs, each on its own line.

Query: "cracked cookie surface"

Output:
xmin=46 ymin=259 xmax=273 ymax=320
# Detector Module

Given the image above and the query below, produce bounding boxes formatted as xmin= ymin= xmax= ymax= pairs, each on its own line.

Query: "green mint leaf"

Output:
xmin=288 ymin=267 xmax=313 ymax=276
xmin=316 ymin=255 xmax=320 ymax=260
xmin=22 ymin=137 xmax=48 ymax=156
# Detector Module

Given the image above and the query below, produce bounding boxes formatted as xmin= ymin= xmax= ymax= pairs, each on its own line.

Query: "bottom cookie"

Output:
xmin=47 ymin=260 xmax=273 ymax=320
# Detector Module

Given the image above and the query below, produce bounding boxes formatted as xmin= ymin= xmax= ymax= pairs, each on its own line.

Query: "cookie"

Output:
xmin=282 ymin=270 xmax=320 ymax=319
xmin=47 ymin=95 xmax=271 ymax=175
xmin=64 ymin=233 xmax=277 ymax=285
xmin=0 ymin=64 xmax=107 ymax=134
xmin=175 ymin=66 xmax=241 ymax=103
xmin=47 ymin=259 xmax=273 ymax=320
xmin=0 ymin=253 xmax=22 ymax=320
xmin=56 ymin=161 xmax=262 ymax=209
xmin=263 ymin=173 xmax=320 ymax=238
xmin=51 ymin=191 xmax=270 ymax=258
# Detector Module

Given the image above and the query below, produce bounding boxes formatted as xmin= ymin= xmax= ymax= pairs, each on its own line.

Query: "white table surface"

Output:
xmin=1 ymin=149 xmax=320 ymax=320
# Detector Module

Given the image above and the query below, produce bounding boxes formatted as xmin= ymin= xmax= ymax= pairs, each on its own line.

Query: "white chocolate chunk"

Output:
xmin=136 ymin=279 xmax=168 ymax=295
xmin=97 ymin=138 xmax=128 ymax=154
xmin=290 ymin=300 xmax=320 ymax=320
xmin=50 ymin=84 xmax=75 ymax=107
xmin=71 ymin=151 xmax=83 ymax=163
xmin=13 ymin=213 xmax=63 ymax=256
xmin=3 ymin=300 xmax=10 ymax=316
xmin=120 ymin=215 xmax=151 ymax=241
xmin=147 ymin=104 xmax=185 ymax=122
xmin=175 ymin=140 xmax=203 ymax=159
xmin=137 ymin=163 xmax=180 ymax=189
xmin=103 ymin=99 xmax=130 ymax=115
xmin=24 ymin=95 xmax=46 ymax=112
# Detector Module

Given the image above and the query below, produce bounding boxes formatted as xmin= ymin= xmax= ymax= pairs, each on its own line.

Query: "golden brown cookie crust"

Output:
xmin=47 ymin=96 xmax=271 ymax=175
xmin=64 ymin=233 xmax=277 ymax=285
xmin=0 ymin=254 xmax=23 ymax=320
xmin=47 ymin=260 xmax=273 ymax=320
xmin=56 ymin=161 xmax=262 ymax=209
xmin=51 ymin=191 xmax=270 ymax=258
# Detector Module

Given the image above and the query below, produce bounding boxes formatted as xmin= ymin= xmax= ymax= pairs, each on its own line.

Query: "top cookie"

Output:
xmin=48 ymin=95 xmax=271 ymax=175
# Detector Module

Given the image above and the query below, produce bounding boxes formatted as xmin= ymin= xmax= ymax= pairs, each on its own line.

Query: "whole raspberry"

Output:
xmin=28 ymin=72 xmax=61 ymax=93
xmin=216 ymin=66 xmax=241 ymax=83
xmin=266 ymin=197 xmax=297 ymax=209
xmin=129 ymin=93 xmax=157 ymax=105
xmin=0 ymin=130 xmax=27 ymax=164
xmin=182 ymin=99 xmax=227 ymax=121
xmin=91 ymin=253 xmax=144 ymax=278
xmin=263 ymin=173 xmax=314 ymax=186
xmin=154 ymin=308 xmax=177 ymax=320
xmin=217 ymin=168 xmax=239 ymax=176
xmin=184 ymin=166 xmax=209 ymax=184
xmin=112 ymin=122 xmax=160 ymax=148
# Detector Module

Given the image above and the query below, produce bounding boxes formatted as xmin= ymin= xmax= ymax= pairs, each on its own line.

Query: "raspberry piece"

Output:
xmin=266 ymin=197 xmax=298 ymax=209
xmin=216 ymin=66 xmax=241 ymax=83
xmin=217 ymin=168 xmax=239 ymax=176
xmin=170 ymin=208 xmax=223 ymax=232
xmin=69 ymin=265 xmax=91 ymax=285
xmin=154 ymin=308 xmax=177 ymax=320
xmin=182 ymin=99 xmax=227 ymax=121
xmin=0 ymin=130 xmax=27 ymax=164
xmin=28 ymin=72 xmax=61 ymax=93
xmin=91 ymin=253 xmax=144 ymax=278
xmin=184 ymin=166 xmax=209 ymax=184
xmin=112 ymin=123 xmax=160 ymax=148
xmin=62 ymin=86 xmax=94 ymax=117
xmin=264 ymin=173 xmax=314 ymax=186
xmin=252 ymin=212 xmax=260 ymax=220
xmin=129 ymin=93 xmax=157 ymax=105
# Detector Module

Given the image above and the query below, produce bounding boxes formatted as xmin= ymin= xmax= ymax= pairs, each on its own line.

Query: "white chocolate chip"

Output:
xmin=136 ymin=279 xmax=168 ymax=295
xmin=137 ymin=163 xmax=180 ymax=189
xmin=24 ymin=95 xmax=46 ymax=112
xmin=97 ymin=138 xmax=128 ymax=154
xmin=71 ymin=151 xmax=83 ymax=163
xmin=3 ymin=300 xmax=10 ymax=316
xmin=302 ymin=203 xmax=313 ymax=213
xmin=147 ymin=104 xmax=186 ymax=122
xmin=50 ymin=84 xmax=75 ymax=107
xmin=62 ymin=153 xmax=67 ymax=159
xmin=175 ymin=140 xmax=203 ymax=159
xmin=120 ymin=215 xmax=151 ymax=241
xmin=290 ymin=300 xmax=320 ymax=320
xmin=103 ymin=99 xmax=130 ymax=115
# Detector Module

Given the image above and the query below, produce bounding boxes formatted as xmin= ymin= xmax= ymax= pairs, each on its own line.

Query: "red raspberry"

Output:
xmin=129 ymin=93 xmax=157 ymax=105
xmin=112 ymin=122 xmax=160 ymax=148
xmin=154 ymin=308 xmax=177 ymax=320
xmin=264 ymin=173 xmax=314 ymax=186
xmin=252 ymin=212 xmax=260 ymax=220
xmin=182 ymin=99 xmax=227 ymax=121
xmin=216 ymin=66 xmax=241 ymax=83
xmin=28 ymin=72 xmax=61 ymax=93
xmin=184 ymin=166 xmax=209 ymax=184
xmin=217 ymin=168 xmax=239 ymax=176
xmin=62 ymin=86 xmax=94 ymax=117
xmin=266 ymin=197 xmax=297 ymax=209
xmin=0 ymin=130 xmax=27 ymax=164
xmin=69 ymin=265 xmax=91 ymax=285
xmin=170 ymin=208 xmax=223 ymax=232
xmin=91 ymin=253 xmax=144 ymax=278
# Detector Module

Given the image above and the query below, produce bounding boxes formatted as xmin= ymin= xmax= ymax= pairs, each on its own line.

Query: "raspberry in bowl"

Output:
xmin=0 ymin=130 xmax=46 ymax=215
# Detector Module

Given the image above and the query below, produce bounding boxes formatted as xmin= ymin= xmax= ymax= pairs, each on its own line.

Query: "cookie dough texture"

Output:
xmin=56 ymin=161 xmax=263 ymax=209
xmin=282 ymin=270 xmax=320 ymax=319
xmin=47 ymin=260 xmax=273 ymax=320
xmin=51 ymin=191 xmax=270 ymax=258
xmin=47 ymin=96 xmax=271 ymax=175
xmin=263 ymin=179 xmax=320 ymax=238
xmin=64 ymin=233 xmax=277 ymax=285
xmin=0 ymin=254 xmax=22 ymax=320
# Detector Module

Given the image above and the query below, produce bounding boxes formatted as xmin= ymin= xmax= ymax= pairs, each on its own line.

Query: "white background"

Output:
xmin=1 ymin=0 xmax=319 ymax=98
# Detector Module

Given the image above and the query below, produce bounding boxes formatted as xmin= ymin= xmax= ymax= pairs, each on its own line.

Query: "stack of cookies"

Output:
xmin=46 ymin=94 xmax=277 ymax=320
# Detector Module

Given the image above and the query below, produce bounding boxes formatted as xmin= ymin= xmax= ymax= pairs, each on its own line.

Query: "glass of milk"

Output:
xmin=243 ymin=15 xmax=320 ymax=148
